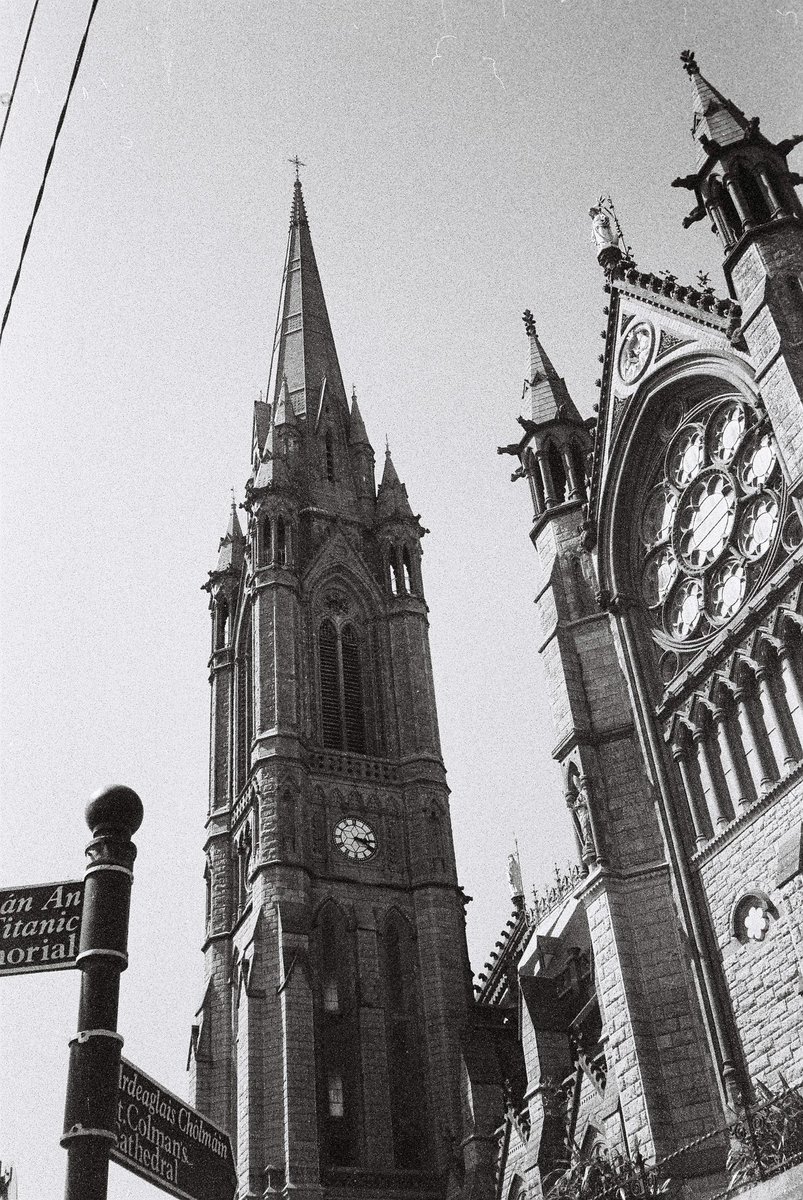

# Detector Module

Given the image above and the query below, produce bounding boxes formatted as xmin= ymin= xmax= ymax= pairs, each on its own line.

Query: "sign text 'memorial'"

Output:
xmin=0 ymin=881 xmax=83 ymax=975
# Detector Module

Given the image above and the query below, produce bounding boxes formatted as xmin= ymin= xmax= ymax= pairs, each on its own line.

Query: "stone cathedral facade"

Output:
xmin=188 ymin=55 xmax=803 ymax=1200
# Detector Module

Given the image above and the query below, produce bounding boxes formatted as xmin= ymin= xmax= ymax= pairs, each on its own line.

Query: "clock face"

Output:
xmin=333 ymin=816 xmax=377 ymax=861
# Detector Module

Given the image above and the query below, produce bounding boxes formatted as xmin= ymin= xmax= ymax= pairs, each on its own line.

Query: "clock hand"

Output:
xmin=354 ymin=834 xmax=374 ymax=847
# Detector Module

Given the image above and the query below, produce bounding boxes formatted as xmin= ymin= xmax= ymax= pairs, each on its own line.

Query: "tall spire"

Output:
xmin=267 ymin=178 xmax=349 ymax=423
xmin=522 ymin=310 xmax=583 ymax=426
xmin=680 ymin=50 xmax=750 ymax=168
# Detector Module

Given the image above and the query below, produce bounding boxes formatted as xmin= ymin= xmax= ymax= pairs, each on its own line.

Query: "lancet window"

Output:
xmin=314 ymin=904 xmax=361 ymax=1169
xmin=381 ymin=911 xmax=425 ymax=1168
xmin=235 ymin=611 xmax=253 ymax=792
xmin=318 ymin=620 xmax=366 ymax=754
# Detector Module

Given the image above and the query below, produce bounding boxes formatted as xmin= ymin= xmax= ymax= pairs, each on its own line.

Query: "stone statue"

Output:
xmin=507 ymin=851 xmax=524 ymax=901
xmin=590 ymin=204 xmax=623 ymax=271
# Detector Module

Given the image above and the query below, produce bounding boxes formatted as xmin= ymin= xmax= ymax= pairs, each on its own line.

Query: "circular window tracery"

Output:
xmin=667 ymin=425 xmax=705 ymax=488
xmin=675 ymin=471 xmax=736 ymax=570
xmin=708 ymin=401 xmax=745 ymax=464
xmin=634 ymin=396 xmax=785 ymax=654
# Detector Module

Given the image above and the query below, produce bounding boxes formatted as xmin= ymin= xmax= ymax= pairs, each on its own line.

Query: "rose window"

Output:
xmin=636 ymin=396 xmax=785 ymax=657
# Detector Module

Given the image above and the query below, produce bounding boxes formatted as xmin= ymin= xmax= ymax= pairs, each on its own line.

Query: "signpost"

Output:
xmin=62 ymin=785 xmax=143 ymax=1200
xmin=2 ymin=784 xmax=237 ymax=1200
xmin=112 ymin=1058 xmax=237 ymax=1200
xmin=0 ymin=880 xmax=83 ymax=974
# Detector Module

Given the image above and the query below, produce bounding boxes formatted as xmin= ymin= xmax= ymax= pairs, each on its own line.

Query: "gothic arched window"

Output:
xmin=276 ymin=516 xmax=287 ymax=566
xmin=315 ymin=904 xmax=361 ymax=1169
xmin=381 ymin=911 xmax=425 ymax=1168
xmin=325 ymin=432 xmax=335 ymax=482
xmin=215 ymin=599 xmax=229 ymax=650
xmin=318 ymin=620 xmax=366 ymax=754
xmin=236 ymin=611 xmax=253 ymax=792
xmin=547 ymin=441 xmax=567 ymax=505
xmin=262 ymin=517 xmax=272 ymax=565
xmin=402 ymin=546 xmax=413 ymax=594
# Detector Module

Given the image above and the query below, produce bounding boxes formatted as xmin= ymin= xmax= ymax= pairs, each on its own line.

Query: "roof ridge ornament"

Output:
xmin=680 ymin=48 xmax=699 ymax=76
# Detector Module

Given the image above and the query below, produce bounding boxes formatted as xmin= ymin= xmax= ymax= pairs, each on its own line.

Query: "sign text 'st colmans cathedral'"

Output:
xmin=189 ymin=53 xmax=803 ymax=1200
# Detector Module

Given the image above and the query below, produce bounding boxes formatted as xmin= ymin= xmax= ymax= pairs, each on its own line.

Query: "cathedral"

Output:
xmin=187 ymin=53 xmax=803 ymax=1200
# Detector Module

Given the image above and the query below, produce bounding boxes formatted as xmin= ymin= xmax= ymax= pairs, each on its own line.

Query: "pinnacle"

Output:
xmin=212 ymin=496 xmax=245 ymax=575
xmin=522 ymin=310 xmax=584 ymax=427
xmin=379 ymin=446 xmax=401 ymax=489
xmin=348 ymin=392 xmax=372 ymax=447
xmin=273 ymin=375 xmax=297 ymax=427
xmin=290 ymin=177 xmax=309 ymax=228
xmin=679 ymin=50 xmax=751 ymax=168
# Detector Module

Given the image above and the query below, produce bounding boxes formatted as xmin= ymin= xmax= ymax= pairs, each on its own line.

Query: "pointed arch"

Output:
xmin=318 ymin=619 xmax=367 ymax=755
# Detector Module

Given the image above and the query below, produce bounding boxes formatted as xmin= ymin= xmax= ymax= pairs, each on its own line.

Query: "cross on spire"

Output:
xmin=288 ymin=155 xmax=306 ymax=180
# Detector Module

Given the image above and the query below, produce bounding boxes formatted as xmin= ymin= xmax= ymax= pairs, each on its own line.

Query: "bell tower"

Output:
xmin=188 ymin=179 xmax=471 ymax=1200
xmin=672 ymin=50 xmax=803 ymax=495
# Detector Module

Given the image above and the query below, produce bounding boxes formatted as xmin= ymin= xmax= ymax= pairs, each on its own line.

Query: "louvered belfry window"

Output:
xmin=318 ymin=620 xmax=366 ymax=754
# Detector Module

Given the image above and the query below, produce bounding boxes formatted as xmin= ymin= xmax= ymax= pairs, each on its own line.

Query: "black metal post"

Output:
xmin=61 ymin=785 xmax=143 ymax=1200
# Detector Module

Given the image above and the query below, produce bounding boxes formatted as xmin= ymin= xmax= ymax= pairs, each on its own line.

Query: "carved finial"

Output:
xmin=680 ymin=49 xmax=699 ymax=76
xmin=351 ymin=384 xmax=357 ymax=403
xmin=288 ymin=154 xmax=305 ymax=180
xmin=522 ymin=308 xmax=537 ymax=337
xmin=385 ymin=434 xmax=390 ymax=455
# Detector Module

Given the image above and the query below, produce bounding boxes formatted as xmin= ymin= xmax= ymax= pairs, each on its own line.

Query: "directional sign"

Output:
xmin=112 ymin=1058 xmax=237 ymax=1200
xmin=0 ymin=880 xmax=83 ymax=975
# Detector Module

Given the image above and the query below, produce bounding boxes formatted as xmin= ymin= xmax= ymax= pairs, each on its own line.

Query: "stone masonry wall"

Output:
xmin=697 ymin=775 xmax=803 ymax=1090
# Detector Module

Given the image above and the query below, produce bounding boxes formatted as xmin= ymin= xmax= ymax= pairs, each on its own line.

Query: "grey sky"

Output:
xmin=1 ymin=1 xmax=801 ymax=1193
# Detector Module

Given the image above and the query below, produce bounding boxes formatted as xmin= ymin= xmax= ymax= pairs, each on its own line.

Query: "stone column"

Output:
xmin=778 ymin=642 xmax=803 ymax=747
xmin=563 ymin=445 xmax=582 ymax=502
xmin=712 ymin=705 xmax=749 ymax=813
xmin=693 ymin=726 xmax=730 ymax=832
xmin=756 ymin=664 xmax=796 ymax=770
xmin=726 ymin=178 xmax=751 ymax=230
xmin=672 ymin=740 xmax=709 ymax=848
xmin=536 ymin=450 xmax=557 ymax=508
xmin=734 ymin=683 xmax=775 ymax=793
xmin=756 ymin=166 xmax=784 ymax=219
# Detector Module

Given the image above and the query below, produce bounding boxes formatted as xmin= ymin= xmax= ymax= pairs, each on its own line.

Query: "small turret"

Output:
xmin=499 ymin=312 xmax=590 ymax=522
xmin=348 ymin=388 xmax=376 ymax=504
xmin=212 ymin=497 xmax=245 ymax=578
xmin=671 ymin=49 xmax=803 ymax=255
xmin=376 ymin=447 xmax=424 ymax=598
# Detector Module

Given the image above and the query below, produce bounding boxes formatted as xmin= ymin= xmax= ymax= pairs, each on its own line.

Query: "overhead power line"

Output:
xmin=0 ymin=0 xmax=41 ymax=155
xmin=0 ymin=0 xmax=102 ymax=351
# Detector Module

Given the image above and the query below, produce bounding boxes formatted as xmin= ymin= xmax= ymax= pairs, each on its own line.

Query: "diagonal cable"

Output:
xmin=1 ymin=0 xmax=102 ymax=350
xmin=0 ymin=0 xmax=40 ymax=155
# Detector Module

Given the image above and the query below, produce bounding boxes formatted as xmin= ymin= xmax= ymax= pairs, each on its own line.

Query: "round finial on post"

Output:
xmin=85 ymin=785 xmax=144 ymax=839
